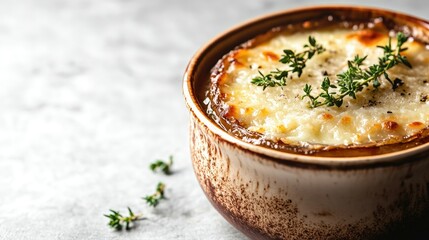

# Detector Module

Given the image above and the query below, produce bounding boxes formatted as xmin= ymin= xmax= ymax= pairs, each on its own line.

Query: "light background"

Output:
xmin=0 ymin=0 xmax=427 ymax=239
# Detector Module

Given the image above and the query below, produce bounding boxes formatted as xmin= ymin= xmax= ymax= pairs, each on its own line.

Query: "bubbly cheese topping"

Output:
xmin=212 ymin=28 xmax=429 ymax=147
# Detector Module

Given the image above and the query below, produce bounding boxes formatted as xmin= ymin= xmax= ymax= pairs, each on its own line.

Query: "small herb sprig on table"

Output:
xmin=302 ymin=32 xmax=412 ymax=108
xmin=104 ymin=207 xmax=143 ymax=230
xmin=143 ymin=182 xmax=166 ymax=207
xmin=105 ymin=155 xmax=174 ymax=231
xmin=251 ymin=36 xmax=325 ymax=89
xmin=104 ymin=181 xmax=168 ymax=230
xmin=150 ymin=156 xmax=173 ymax=175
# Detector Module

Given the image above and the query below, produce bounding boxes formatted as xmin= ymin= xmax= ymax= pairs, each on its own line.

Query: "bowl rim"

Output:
xmin=183 ymin=5 xmax=429 ymax=167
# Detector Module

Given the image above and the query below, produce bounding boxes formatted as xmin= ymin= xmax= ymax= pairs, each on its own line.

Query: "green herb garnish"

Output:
xmin=302 ymin=32 xmax=412 ymax=108
xmin=143 ymin=182 xmax=166 ymax=207
xmin=251 ymin=36 xmax=325 ymax=89
xmin=104 ymin=156 xmax=174 ymax=231
xmin=104 ymin=207 xmax=143 ymax=230
xmin=150 ymin=156 xmax=173 ymax=175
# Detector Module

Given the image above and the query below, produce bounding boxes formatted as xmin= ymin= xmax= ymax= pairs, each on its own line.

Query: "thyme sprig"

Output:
xmin=143 ymin=182 xmax=166 ymax=207
xmin=150 ymin=156 xmax=173 ymax=175
xmin=251 ymin=36 xmax=325 ymax=89
xmin=302 ymin=32 xmax=412 ymax=108
xmin=104 ymin=207 xmax=143 ymax=230
xmin=104 ymin=155 xmax=175 ymax=231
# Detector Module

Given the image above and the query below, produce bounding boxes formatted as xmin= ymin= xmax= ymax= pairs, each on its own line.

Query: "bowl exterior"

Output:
xmin=190 ymin=111 xmax=429 ymax=239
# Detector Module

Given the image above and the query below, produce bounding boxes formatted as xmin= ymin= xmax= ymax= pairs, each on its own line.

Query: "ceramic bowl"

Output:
xmin=183 ymin=6 xmax=429 ymax=239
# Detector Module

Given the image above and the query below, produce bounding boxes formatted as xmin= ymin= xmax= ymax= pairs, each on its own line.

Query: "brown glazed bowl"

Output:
xmin=183 ymin=6 xmax=429 ymax=240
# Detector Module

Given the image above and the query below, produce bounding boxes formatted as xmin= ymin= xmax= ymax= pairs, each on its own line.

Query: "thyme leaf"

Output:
xmin=251 ymin=36 xmax=325 ymax=89
xmin=143 ymin=182 xmax=166 ymax=207
xmin=150 ymin=156 xmax=173 ymax=175
xmin=104 ymin=207 xmax=143 ymax=231
xmin=302 ymin=32 xmax=412 ymax=108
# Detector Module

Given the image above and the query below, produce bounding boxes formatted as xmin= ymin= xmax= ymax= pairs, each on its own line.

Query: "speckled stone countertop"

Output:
xmin=0 ymin=0 xmax=427 ymax=239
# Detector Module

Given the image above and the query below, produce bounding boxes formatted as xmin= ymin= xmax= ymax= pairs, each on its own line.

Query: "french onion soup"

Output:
xmin=204 ymin=18 xmax=429 ymax=157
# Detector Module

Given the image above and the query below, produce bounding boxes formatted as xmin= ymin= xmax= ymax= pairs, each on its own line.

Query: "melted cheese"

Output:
xmin=213 ymin=28 xmax=429 ymax=147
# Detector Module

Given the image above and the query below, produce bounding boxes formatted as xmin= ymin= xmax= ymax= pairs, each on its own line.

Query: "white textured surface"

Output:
xmin=0 ymin=0 xmax=426 ymax=239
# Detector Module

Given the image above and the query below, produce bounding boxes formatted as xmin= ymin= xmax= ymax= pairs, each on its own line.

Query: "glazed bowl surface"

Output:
xmin=183 ymin=6 xmax=429 ymax=239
